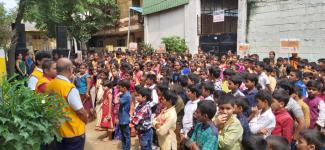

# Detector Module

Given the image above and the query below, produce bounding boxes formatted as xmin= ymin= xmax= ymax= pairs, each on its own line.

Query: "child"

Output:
xmin=293 ymin=87 xmax=311 ymax=129
xmin=266 ymin=136 xmax=290 ymax=150
xmin=75 ymin=63 xmax=94 ymax=120
xmin=131 ymin=87 xmax=153 ymax=150
xmin=214 ymin=94 xmax=243 ymax=150
xmin=153 ymin=91 xmax=178 ymax=150
xmin=304 ymin=80 xmax=325 ymax=129
xmin=184 ymin=100 xmax=218 ymax=150
xmin=133 ymin=62 xmax=143 ymax=85
xmin=271 ymin=89 xmax=294 ymax=144
xmin=303 ymin=72 xmax=314 ymax=85
xmin=243 ymin=73 xmax=259 ymax=117
xmin=201 ymin=81 xmax=215 ymax=101
xmin=117 ymin=80 xmax=132 ymax=150
xmin=265 ymin=65 xmax=277 ymax=92
xmin=242 ymin=136 xmax=267 ymax=150
xmin=296 ymin=129 xmax=325 ymax=150
xmin=99 ymin=81 xmax=117 ymax=141
xmin=249 ymin=89 xmax=276 ymax=138
xmin=145 ymin=73 xmax=159 ymax=116
xmin=277 ymin=79 xmax=305 ymax=141
xmin=181 ymin=85 xmax=201 ymax=138
xmin=289 ymin=70 xmax=307 ymax=98
xmin=234 ymin=96 xmax=251 ymax=146
xmin=187 ymin=73 xmax=200 ymax=86
xmin=221 ymin=69 xmax=235 ymax=93
xmin=228 ymin=75 xmax=245 ymax=97
xmin=255 ymin=61 xmax=272 ymax=91
xmin=208 ymin=67 xmax=222 ymax=91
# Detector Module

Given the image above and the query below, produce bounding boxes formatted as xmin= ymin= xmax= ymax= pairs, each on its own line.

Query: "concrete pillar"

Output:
xmin=184 ymin=0 xmax=201 ymax=54
xmin=144 ymin=16 xmax=149 ymax=44
xmin=237 ymin=0 xmax=248 ymax=57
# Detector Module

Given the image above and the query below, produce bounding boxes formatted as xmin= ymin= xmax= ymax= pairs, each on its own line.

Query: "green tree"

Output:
xmin=7 ymin=0 xmax=120 ymax=76
xmin=0 ymin=3 xmax=15 ymax=50
xmin=161 ymin=36 xmax=187 ymax=53
xmin=24 ymin=0 xmax=120 ymax=42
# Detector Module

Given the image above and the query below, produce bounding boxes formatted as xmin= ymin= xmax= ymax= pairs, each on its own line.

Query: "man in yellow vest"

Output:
xmin=28 ymin=51 xmax=51 ymax=90
xmin=46 ymin=58 xmax=88 ymax=150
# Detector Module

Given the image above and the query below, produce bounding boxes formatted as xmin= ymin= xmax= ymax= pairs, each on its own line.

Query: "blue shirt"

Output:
xmin=294 ymin=80 xmax=307 ymax=97
xmin=237 ymin=114 xmax=250 ymax=142
xmin=243 ymin=88 xmax=258 ymax=117
xmin=119 ymin=91 xmax=131 ymax=125
xmin=75 ymin=73 xmax=90 ymax=94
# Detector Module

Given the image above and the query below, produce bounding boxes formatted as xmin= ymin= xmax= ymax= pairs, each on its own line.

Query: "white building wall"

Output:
xmin=246 ymin=0 xmax=325 ymax=61
xmin=184 ymin=0 xmax=200 ymax=54
xmin=237 ymin=0 xmax=248 ymax=57
xmin=144 ymin=0 xmax=200 ymax=54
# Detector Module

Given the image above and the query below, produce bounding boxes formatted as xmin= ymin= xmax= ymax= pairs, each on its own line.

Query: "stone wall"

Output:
xmin=246 ymin=0 xmax=325 ymax=61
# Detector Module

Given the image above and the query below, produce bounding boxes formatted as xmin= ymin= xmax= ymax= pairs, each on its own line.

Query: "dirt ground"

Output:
xmin=84 ymin=121 xmax=140 ymax=150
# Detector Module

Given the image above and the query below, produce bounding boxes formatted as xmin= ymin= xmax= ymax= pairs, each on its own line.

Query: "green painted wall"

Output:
xmin=143 ymin=0 xmax=189 ymax=15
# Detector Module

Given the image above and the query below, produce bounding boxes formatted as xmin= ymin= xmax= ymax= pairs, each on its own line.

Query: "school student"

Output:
xmin=214 ymin=94 xmax=243 ymax=150
xmin=249 ymin=89 xmax=276 ymax=138
xmin=271 ymin=89 xmax=294 ymax=143
xmin=117 ymin=80 xmax=132 ymax=150
xmin=296 ymin=129 xmax=325 ymax=150
xmin=131 ymin=88 xmax=153 ymax=150
xmin=304 ymin=80 xmax=325 ymax=129
xmin=184 ymin=100 xmax=218 ymax=150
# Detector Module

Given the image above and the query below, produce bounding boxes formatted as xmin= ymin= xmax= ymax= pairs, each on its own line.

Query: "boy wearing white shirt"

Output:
xmin=249 ymin=89 xmax=276 ymax=138
xmin=181 ymin=85 xmax=201 ymax=137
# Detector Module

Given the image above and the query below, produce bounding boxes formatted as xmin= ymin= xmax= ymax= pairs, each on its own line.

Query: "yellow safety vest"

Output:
xmin=30 ymin=67 xmax=43 ymax=80
xmin=35 ymin=76 xmax=51 ymax=93
xmin=46 ymin=78 xmax=85 ymax=138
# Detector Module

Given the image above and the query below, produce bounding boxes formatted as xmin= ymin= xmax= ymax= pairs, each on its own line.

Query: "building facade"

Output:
xmin=91 ymin=0 xmax=144 ymax=51
xmin=239 ymin=0 xmax=325 ymax=61
xmin=143 ymin=0 xmax=238 ymax=55
xmin=25 ymin=22 xmax=56 ymax=52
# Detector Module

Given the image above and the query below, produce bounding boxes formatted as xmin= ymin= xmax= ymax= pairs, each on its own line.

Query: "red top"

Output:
xmin=271 ymin=108 xmax=294 ymax=143
xmin=37 ymin=74 xmax=54 ymax=93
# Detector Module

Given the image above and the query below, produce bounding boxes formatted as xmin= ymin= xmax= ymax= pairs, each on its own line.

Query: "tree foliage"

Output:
xmin=161 ymin=36 xmax=187 ymax=53
xmin=24 ymin=0 xmax=120 ymax=42
xmin=0 ymin=3 xmax=16 ymax=50
xmin=0 ymin=77 xmax=68 ymax=150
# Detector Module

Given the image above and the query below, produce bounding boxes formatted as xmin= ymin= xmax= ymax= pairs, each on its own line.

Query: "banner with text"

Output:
xmin=213 ymin=10 xmax=225 ymax=23
xmin=280 ymin=39 xmax=299 ymax=53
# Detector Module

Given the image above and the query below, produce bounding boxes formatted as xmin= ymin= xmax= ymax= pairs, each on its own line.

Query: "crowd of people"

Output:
xmin=21 ymin=49 xmax=325 ymax=150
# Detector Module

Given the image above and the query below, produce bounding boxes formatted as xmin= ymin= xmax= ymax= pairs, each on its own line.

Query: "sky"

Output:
xmin=0 ymin=0 xmax=17 ymax=10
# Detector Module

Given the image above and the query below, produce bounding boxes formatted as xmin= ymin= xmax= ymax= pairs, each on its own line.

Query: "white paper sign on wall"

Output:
xmin=213 ymin=10 xmax=225 ymax=23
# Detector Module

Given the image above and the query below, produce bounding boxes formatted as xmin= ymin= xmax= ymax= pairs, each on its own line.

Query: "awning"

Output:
xmin=130 ymin=7 xmax=143 ymax=13
xmin=143 ymin=0 xmax=189 ymax=15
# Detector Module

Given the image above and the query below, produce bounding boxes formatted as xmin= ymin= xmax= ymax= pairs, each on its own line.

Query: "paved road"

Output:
xmin=84 ymin=121 xmax=139 ymax=150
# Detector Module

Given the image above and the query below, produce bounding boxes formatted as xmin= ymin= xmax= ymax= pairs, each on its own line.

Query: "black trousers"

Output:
xmin=56 ymin=134 xmax=85 ymax=150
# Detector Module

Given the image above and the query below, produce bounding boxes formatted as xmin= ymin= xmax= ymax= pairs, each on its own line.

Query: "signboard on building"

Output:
xmin=213 ymin=10 xmax=225 ymax=22
xmin=129 ymin=42 xmax=138 ymax=51
xmin=280 ymin=39 xmax=299 ymax=53
xmin=239 ymin=43 xmax=250 ymax=52
xmin=156 ymin=44 xmax=166 ymax=53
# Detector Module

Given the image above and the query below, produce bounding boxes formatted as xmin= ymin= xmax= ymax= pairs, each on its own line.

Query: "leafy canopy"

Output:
xmin=0 ymin=2 xmax=16 ymax=49
xmin=24 ymin=0 xmax=120 ymax=42
xmin=161 ymin=36 xmax=187 ymax=53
